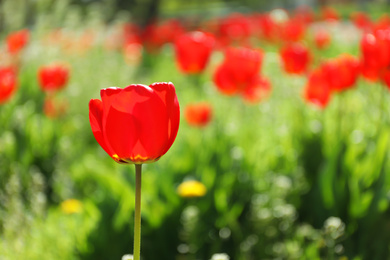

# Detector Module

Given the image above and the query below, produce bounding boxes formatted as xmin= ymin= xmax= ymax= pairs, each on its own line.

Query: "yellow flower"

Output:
xmin=177 ymin=180 xmax=207 ymax=198
xmin=60 ymin=199 xmax=83 ymax=214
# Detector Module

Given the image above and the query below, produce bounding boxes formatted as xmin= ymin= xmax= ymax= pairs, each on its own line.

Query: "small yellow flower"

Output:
xmin=177 ymin=180 xmax=207 ymax=198
xmin=60 ymin=199 xmax=83 ymax=214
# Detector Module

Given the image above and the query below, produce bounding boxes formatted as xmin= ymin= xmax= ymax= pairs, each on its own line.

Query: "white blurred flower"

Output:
xmin=121 ymin=254 xmax=133 ymax=260
xmin=324 ymin=216 xmax=345 ymax=239
xmin=210 ymin=253 xmax=230 ymax=260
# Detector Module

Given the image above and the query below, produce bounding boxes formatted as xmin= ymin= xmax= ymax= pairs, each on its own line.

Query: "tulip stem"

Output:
xmin=133 ymin=164 xmax=142 ymax=260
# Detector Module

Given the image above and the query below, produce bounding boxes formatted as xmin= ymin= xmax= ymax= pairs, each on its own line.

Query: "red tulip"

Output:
xmin=242 ymin=76 xmax=272 ymax=104
xmin=383 ymin=68 xmax=390 ymax=89
xmin=279 ymin=18 xmax=306 ymax=42
xmin=304 ymin=68 xmax=331 ymax=108
xmin=280 ymin=42 xmax=310 ymax=74
xmin=174 ymin=31 xmax=215 ymax=74
xmin=185 ymin=102 xmax=212 ymax=127
xmin=373 ymin=14 xmax=390 ymax=33
xmin=43 ymin=96 xmax=68 ymax=118
xmin=6 ymin=29 xmax=29 ymax=54
xmin=322 ymin=54 xmax=360 ymax=92
xmin=256 ymin=14 xmax=278 ymax=42
xmin=314 ymin=29 xmax=331 ymax=49
xmin=360 ymin=31 xmax=390 ymax=81
xmin=38 ymin=64 xmax=70 ymax=92
xmin=321 ymin=6 xmax=339 ymax=22
xmin=0 ymin=67 xmax=17 ymax=104
xmin=89 ymin=82 xmax=180 ymax=164
xmin=350 ymin=12 xmax=372 ymax=30
xmin=214 ymin=47 xmax=263 ymax=95
xmin=142 ymin=19 xmax=184 ymax=53
xmin=218 ymin=13 xmax=252 ymax=46
xmin=293 ymin=5 xmax=315 ymax=25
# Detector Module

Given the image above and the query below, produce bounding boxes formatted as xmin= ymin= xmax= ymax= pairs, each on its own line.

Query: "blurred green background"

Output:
xmin=1 ymin=0 xmax=390 ymax=259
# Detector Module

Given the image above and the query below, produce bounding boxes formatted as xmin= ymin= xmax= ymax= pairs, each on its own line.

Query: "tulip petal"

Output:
xmin=149 ymin=82 xmax=180 ymax=155
xmin=89 ymin=99 xmax=122 ymax=162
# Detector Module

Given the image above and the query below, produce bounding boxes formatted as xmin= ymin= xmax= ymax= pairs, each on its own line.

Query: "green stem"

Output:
xmin=133 ymin=164 xmax=142 ymax=260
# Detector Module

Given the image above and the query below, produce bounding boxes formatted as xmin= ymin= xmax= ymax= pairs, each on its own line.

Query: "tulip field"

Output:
xmin=1 ymin=1 xmax=390 ymax=260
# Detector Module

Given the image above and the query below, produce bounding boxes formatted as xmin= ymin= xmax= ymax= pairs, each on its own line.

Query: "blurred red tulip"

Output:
xmin=383 ymin=68 xmax=390 ymax=89
xmin=304 ymin=68 xmax=331 ymax=108
xmin=174 ymin=31 xmax=215 ymax=74
xmin=279 ymin=18 xmax=306 ymax=42
xmin=43 ymin=96 xmax=68 ymax=119
xmin=38 ymin=64 xmax=70 ymax=92
xmin=256 ymin=14 xmax=278 ymax=42
xmin=350 ymin=12 xmax=372 ymax=30
xmin=123 ymin=43 xmax=143 ymax=65
xmin=242 ymin=76 xmax=272 ymax=104
xmin=89 ymin=82 xmax=180 ymax=164
xmin=314 ymin=29 xmax=331 ymax=49
xmin=323 ymin=54 xmax=360 ymax=92
xmin=360 ymin=31 xmax=390 ymax=81
xmin=142 ymin=19 xmax=184 ymax=53
xmin=373 ymin=14 xmax=390 ymax=33
xmin=293 ymin=5 xmax=315 ymax=25
xmin=321 ymin=6 xmax=339 ymax=22
xmin=6 ymin=29 xmax=29 ymax=54
xmin=0 ymin=67 xmax=17 ymax=104
xmin=218 ymin=13 xmax=252 ymax=46
xmin=123 ymin=23 xmax=142 ymax=46
xmin=280 ymin=42 xmax=310 ymax=74
xmin=213 ymin=47 xmax=263 ymax=95
xmin=185 ymin=102 xmax=212 ymax=127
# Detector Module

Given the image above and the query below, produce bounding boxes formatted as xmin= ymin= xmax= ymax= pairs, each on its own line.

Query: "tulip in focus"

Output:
xmin=89 ymin=82 xmax=180 ymax=260
xmin=280 ymin=43 xmax=310 ymax=74
xmin=174 ymin=31 xmax=215 ymax=74
xmin=0 ymin=67 xmax=17 ymax=104
xmin=185 ymin=102 xmax=212 ymax=127
xmin=39 ymin=64 xmax=70 ymax=92
xmin=177 ymin=180 xmax=207 ymax=198
xmin=6 ymin=29 xmax=29 ymax=54
xmin=89 ymin=82 xmax=180 ymax=164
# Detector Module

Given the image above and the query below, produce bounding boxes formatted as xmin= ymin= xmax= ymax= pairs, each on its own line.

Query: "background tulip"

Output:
xmin=323 ymin=54 xmax=360 ymax=92
xmin=242 ymin=76 xmax=272 ymax=104
xmin=39 ymin=64 xmax=70 ymax=92
xmin=314 ymin=29 xmax=331 ymax=49
xmin=214 ymin=47 xmax=263 ymax=96
xmin=280 ymin=42 xmax=310 ymax=74
xmin=304 ymin=68 xmax=331 ymax=108
xmin=174 ymin=31 xmax=215 ymax=74
xmin=89 ymin=82 xmax=180 ymax=164
xmin=185 ymin=102 xmax=212 ymax=127
xmin=6 ymin=29 xmax=29 ymax=54
xmin=360 ymin=32 xmax=390 ymax=80
xmin=0 ymin=67 xmax=17 ymax=104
